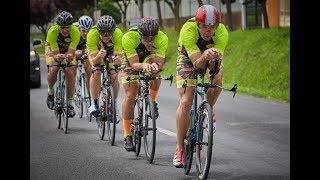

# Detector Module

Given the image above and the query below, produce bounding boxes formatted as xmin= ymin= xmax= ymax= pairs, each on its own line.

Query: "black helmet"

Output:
xmin=137 ymin=17 xmax=159 ymax=36
xmin=97 ymin=15 xmax=116 ymax=34
xmin=56 ymin=11 xmax=73 ymax=26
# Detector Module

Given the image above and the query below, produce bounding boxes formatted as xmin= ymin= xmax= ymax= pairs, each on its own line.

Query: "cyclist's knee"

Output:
xmin=179 ymin=96 xmax=193 ymax=110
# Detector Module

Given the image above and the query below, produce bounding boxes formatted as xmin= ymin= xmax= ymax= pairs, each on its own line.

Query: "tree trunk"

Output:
xmin=174 ymin=2 xmax=181 ymax=32
xmin=260 ymin=0 xmax=269 ymax=28
xmin=225 ymin=0 xmax=233 ymax=31
xmin=155 ymin=0 xmax=163 ymax=29
xmin=197 ymin=0 xmax=203 ymax=7
xmin=138 ymin=0 xmax=143 ymax=18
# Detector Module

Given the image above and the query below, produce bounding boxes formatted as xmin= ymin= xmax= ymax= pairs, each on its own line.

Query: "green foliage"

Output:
xmin=222 ymin=27 xmax=290 ymax=102
xmin=98 ymin=0 xmax=121 ymax=24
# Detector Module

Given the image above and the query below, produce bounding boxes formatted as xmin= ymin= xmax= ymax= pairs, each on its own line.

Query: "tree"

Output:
xmin=259 ymin=0 xmax=269 ymax=28
xmin=197 ymin=0 xmax=203 ymax=6
xmin=164 ymin=0 xmax=181 ymax=32
xmin=98 ymin=0 xmax=121 ymax=24
xmin=134 ymin=0 xmax=144 ymax=18
xmin=155 ymin=0 xmax=164 ymax=29
xmin=221 ymin=0 xmax=236 ymax=31
xmin=30 ymin=0 xmax=56 ymax=39
xmin=113 ymin=0 xmax=131 ymax=30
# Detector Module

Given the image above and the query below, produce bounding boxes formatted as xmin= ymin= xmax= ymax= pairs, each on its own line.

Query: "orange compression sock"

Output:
xmin=123 ymin=119 xmax=132 ymax=137
xmin=150 ymin=89 xmax=158 ymax=101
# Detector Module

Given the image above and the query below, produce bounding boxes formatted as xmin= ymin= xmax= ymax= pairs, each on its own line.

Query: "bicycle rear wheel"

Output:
xmin=143 ymin=95 xmax=156 ymax=164
xmin=132 ymin=97 xmax=142 ymax=156
xmin=61 ymin=79 xmax=69 ymax=134
xmin=106 ymin=87 xmax=116 ymax=146
xmin=195 ymin=103 xmax=213 ymax=180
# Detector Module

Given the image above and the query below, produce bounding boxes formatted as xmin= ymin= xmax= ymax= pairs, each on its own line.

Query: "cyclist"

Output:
xmin=121 ymin=17 xmax=168 ymax=151
xmin=74 ymin=15 xmax=94 ymax=96
xmin=173 ymin=5 xmax=228 ymax=167
xmin=86 ymin=15 xmax=123 ymax=123
xmin=45 ymin=11 xmax=80 ymax=118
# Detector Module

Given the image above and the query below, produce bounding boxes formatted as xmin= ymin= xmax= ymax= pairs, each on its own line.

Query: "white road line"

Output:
xmin=157 ymin=127 xmax=176 ymax=137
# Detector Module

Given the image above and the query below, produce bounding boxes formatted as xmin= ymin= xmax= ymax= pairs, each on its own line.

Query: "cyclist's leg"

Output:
xmin=64 ymin=58 xmax=77 ymax=117
xmin=121 ymin=67 xmax=139 ymax=151
xmin=173 ymin=53 xmax=197 ymax=167
xmin=110 ymin=67 xmax=121 ymax=123
xmin=83 ymin=59 xmax=92 ymax=94
xmin=89 ymin=65 xmax=102 ymax=116
xmin=46 ymin=52 xmax=59 ymax=110
xmin=206 ymin=66 xmax=223 ymax=108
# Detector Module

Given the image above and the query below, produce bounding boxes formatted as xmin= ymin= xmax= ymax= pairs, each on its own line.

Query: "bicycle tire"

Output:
xmin=98 ymin=86 xmax=106 ymax=140
xmin=106 ymin=87 xmax=116 ymax=146
xmin=143 ymin=95 xmax=156 ymax=164
xmin=55 ymin=83 xmax=62 ymax=129
xmin=132 ymin=98 xmax=142 ymax=156
xmin=183 ymin=118 xmax=195 ymax=174
xmin=73 ymin=70 xmax=82 ymax=118
xmin=79 ymin=74 xmax=86 ymax=118
xmin=61 ymin=78 xmax=69 ymax=134
xmin=195 ymin=103 xmax=213 ymax=180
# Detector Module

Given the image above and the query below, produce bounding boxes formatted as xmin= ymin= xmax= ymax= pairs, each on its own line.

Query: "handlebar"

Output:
xmin=126 ymin=73 xmax=173 ymax=87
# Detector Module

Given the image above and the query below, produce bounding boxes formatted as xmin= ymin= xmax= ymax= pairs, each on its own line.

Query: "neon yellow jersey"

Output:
xmin=178 ymin=18 xmax=228 ymax=57
xmin=86 ymin=26 xmax=123 ymax=55
xmin=122 ymin=27 xmax=168 ymax=60
xmin=46 ymin=24 xmax=80 ymax=52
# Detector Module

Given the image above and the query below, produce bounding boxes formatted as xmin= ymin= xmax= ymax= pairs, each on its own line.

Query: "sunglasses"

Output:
xmin=60 ymin=26 xmax=70 ymax=29
xmin=100 ymin=31 xmax=114 ymax=37
xmin=198 ymin=23 xmax=216 ymax=31
xmin=142 ymin=35 xmax=156 ymax=43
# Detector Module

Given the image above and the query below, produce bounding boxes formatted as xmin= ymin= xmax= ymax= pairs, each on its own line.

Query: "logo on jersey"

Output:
xmin=206 ymin=44 xmax=214 ymax=48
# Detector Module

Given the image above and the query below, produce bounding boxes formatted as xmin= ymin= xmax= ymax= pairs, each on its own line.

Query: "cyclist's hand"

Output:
xmin=142 ymin=63 xmax=152 ymax=74
xmin=112 ymin=55 xmax=121 ymax=66
xmin=66 ymin=53 xmax=74 ymax=62
xmin=54 ymin=54 xmax=66 ymax=62
xmin=150 ymin=62 xmax=159 ymax=72
xmin=98 ymin=49 xmax=107 ymax=59
xmin=203 ymin=48 xmax=216 ymax=61
xmin=75 ymin=50 xmax=83 ymax=57
xmin=210 ymin=48 xmax=222 ymax=61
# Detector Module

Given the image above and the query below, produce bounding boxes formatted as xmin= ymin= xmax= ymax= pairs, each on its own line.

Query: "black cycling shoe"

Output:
xmin=154 ymin=101 xmax=159 ymax=119
xmin=46 ymin=94 xmax=54 ymax=110
xmin=124 ymin=135 xmax=134 ymax=151
xmin=67 ymin=105 xmax=76 ymax=118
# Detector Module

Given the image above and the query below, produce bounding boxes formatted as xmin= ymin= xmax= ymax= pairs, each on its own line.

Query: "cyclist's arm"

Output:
xmin=153 ymin=31 xmax=168 ymax=70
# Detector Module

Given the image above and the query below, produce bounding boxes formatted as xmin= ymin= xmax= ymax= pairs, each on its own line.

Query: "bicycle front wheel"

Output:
xmin=54 ymin=84 xmax=62 ymax=129
xmin=195 ymin=103 xmax=213 ymax=180
xmin=106 ymin=87 xmax=116 ymax=146
xmin=61 ymin=79 xmax=69 ymax=134
xmin=183 ymin=114 xmax=195 ymax=174
xmin=132 ymin=97 xmax=142 ymax=156
xmin=74 ymin=72 xmax=83 ymax=118
xmin=143 ymin=95 xmax=156 ymax=164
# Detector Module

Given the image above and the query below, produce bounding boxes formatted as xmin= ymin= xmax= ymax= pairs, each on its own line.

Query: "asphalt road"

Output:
xmin=30 ymin=59 xmax=290 ymax=180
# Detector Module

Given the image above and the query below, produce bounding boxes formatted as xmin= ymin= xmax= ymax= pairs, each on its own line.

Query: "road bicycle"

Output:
xmin=93 ymin=58 xmax=120 ymax=146
xmin=48 ymin=59 xmax=76 ymax=134
xmin=74 ymin=52 xmax=91 ymax=121
xmin=127 ymin=72 xmax=173 ymax=164
xmin=182 ymin=61 xmax=237 ymax=179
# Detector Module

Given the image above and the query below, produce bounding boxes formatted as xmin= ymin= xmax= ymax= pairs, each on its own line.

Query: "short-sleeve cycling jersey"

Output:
xmin=46 ymin=24 xmax=80 ymax=53
xmin=178 ymin=18 xmax=228 ymax=57
xmin=86 ymin=26 xmax=123 ymax=57
xmin=122 ymin=27 xmax=168 ymax=62
xmin=72 ymin=22 xmax=87 ymax=50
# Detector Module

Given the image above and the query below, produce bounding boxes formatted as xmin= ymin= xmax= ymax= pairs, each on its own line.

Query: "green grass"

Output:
xmin=31 ymin=26 xmax=290 ymax=102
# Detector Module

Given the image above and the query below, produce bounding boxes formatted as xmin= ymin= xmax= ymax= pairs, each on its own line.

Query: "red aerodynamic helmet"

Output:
xmin=195 ymin=5 xmax=220 ymax=27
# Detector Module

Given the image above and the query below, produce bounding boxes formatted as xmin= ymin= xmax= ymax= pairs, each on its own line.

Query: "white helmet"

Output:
xmin=78 ymin=15 xmax=93 ymax=31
